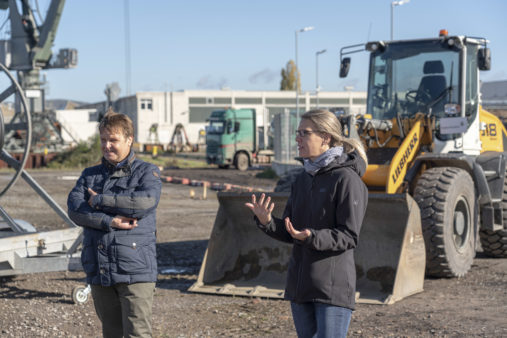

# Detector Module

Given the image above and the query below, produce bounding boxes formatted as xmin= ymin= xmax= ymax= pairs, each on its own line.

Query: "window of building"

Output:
xmin=189 ymin=97 xmax=207 ymax=104
xmin=214 ymin=97 xmax=232 ymax=104
xmin=265 ymin=98 xmax=304 ymax=105
xmin=140 ymin=98 xmax=153 ymax=110
xmin=310 ymin=98 xmax=349 ymax=105
xmin=189 ymin=107 xmax=224 ymax=123
xmin=235 ymin=97 xmax=262 ymax=104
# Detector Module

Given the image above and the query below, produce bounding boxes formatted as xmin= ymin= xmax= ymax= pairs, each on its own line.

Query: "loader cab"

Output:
xmin=366 ymin=39 xmax=462 ymax=124
xmin=341 ymin=33 xmax=490 ymax=145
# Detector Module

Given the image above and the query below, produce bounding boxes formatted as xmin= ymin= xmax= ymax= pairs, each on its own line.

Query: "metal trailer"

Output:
xmin=0 ymin=147 xmax=85 ymax=302
xmin=0 ymin=58 xmax=85 ymax=302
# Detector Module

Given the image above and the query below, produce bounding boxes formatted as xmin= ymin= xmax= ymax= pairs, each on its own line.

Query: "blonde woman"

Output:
xmin=246 ymin=109 xmax=368 ymax=338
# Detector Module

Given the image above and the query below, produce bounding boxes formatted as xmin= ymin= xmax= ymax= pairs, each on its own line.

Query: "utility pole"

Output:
xmin=124 ymin=0 xmax=132 ymax=96
xmin=290 ymin=26 xmax=314 ymax=163
xmin=391 ymin=0 xmax=410 ymax=40
xmin=295 ymin=26 xmax=314 ymax=122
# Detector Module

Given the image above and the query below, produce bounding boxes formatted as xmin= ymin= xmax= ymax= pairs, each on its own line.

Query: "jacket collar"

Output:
xmin=313 ymin=150 xmax=366 ymax=177
xmin=303 ymin=146 xmax=343 ymax=176
xmin=102 ymin=150 xmax=136 ymax=177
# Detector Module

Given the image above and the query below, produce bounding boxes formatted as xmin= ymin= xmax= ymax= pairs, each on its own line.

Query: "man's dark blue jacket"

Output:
xmin=67 ymin=151 xmax=162 ymax=286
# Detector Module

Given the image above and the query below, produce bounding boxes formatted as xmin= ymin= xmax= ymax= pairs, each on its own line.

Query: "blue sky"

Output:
xmin=38 ymin=0 xmax=507 ymax=103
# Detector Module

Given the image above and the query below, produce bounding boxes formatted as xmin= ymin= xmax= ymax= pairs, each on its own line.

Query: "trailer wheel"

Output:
xmin=414 ymin=167 xmax=476 ymax=277
xmin=479 ymin=169 xmax=507 ymax=257
xmin=72 ymin=285 xmax=90 ymax=305
xmin=235 ymin=153 xmax=249 ymax=171
xmin=0 ymin=63 xmax=31 ymax=197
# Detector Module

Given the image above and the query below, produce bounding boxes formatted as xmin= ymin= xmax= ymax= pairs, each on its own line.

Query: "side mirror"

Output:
xmin=234 ymin=122 xmax=240 ymax=132
xmin=340 ymin=57 xmax=351 ymax=78
xmin=478 ymin=48 xmax=491 ymax=71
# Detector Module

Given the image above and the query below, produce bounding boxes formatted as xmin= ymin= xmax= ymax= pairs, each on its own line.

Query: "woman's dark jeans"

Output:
xmin=290 ymin=301 xmax=352 ymax=338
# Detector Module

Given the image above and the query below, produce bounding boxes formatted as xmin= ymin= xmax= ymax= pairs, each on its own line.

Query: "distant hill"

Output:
xmin=45 ymin=99 xmax=89 ymax=110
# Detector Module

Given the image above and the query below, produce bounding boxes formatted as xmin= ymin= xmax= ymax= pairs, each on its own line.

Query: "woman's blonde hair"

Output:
xmin=301 ymin=109 xmax=368 ymax=165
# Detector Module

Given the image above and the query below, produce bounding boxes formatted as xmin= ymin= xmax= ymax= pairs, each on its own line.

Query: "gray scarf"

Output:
xmin=303 ymin=146 xmax=344 ymax=176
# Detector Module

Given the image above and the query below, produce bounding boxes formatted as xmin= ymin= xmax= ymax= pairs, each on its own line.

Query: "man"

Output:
xmin=68 ymin=109 xmax=161 ymax=337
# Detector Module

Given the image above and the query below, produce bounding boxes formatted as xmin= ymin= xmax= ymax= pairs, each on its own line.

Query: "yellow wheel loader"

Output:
xmin=189 ymin=31 xmax=507 ymax=304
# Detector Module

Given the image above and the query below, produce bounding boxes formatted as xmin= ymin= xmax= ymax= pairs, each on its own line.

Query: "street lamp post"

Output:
xmin=391 ymin=0 xmax=410 ymax=40
xmin=295 ymin=26 xmax=314 ymax=123
xmin=287 ymin=26 xmax=314 ymax=163
xmin=315 ymin=49 xmax=326 ymax=108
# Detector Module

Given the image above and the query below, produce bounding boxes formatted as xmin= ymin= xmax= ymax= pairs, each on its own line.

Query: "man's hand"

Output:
xmin=285 ymin=217 xmax=311 ymax=241
xmin=111 ymin=215 xmax=138 ymax=229
xmin=88 ymin=188 xmax=98 ymax=207
xmin=245 ymin=193 xmax=275 ymax=225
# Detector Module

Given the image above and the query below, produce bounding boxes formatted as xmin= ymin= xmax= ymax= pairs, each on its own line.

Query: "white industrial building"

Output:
xmin=108 ymin=89 xmax=367 ymax=148
xmin=54 ymin=108 xmax=100 ymax=145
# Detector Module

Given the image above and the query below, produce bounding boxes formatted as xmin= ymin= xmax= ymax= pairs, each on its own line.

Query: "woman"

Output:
xmin=245 ymin=109 xmax=368 ymax=338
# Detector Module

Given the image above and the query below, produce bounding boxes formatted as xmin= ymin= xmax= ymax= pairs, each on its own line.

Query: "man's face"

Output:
xmin=100 ymin=128 xmax=133 ymax=164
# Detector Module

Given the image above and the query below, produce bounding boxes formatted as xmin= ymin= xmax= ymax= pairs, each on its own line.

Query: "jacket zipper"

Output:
xmin=295 ymin=175 xmax=316 ymax=300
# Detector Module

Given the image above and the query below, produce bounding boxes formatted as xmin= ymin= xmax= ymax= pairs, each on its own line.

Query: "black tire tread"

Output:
xmin=479 ymin=169 xmax=507 ymax=257
xmin=414 ymin=167 xmax=475 ymax=277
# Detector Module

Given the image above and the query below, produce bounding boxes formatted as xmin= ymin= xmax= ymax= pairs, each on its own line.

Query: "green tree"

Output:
xmin=280 ymin=60 xmax=301 ymax=91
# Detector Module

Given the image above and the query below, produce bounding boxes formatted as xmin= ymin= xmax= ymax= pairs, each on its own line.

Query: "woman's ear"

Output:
xmin=322 ymin=133 xmax=331 ymax=146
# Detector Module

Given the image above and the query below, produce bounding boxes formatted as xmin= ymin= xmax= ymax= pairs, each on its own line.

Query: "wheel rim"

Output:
xmin=453 ymin=197 xmax=470 ymax=252
xmin=75 ymin=289 xmax=87 ymax=303
xmin=0 ymin=63 xmax=31 ymax=198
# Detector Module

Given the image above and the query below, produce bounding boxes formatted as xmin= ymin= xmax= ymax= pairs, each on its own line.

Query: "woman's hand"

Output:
xmin=285 ymin=217 xmax=311 ymax=241
xmin=245 ymin=193 xmax=275 ymax=225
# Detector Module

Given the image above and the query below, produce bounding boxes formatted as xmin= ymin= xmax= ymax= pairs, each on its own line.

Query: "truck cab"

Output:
xmin=206 ymin=109 xmax=256 ymax=170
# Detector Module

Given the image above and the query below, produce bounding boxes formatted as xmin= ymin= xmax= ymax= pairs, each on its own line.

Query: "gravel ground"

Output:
xmin=0 ymin=167 xmax=506 ymax=337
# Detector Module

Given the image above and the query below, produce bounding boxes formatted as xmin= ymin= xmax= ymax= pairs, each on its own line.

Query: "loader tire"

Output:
xmin=479 ymin=169 xmax=507 ymax=257
xmin=414 ymin=167 xmax=476 ymax=277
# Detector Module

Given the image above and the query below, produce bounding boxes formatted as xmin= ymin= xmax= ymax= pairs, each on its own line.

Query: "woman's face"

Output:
xmin=296 ymin=119 xmax=330 ymax=161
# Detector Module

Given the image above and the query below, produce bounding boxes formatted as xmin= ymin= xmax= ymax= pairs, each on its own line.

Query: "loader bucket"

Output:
xmin=189 ymin=192 xmax=425 ymax=304
xmin=188 ymin=192 xmax=292 ymax=298
xmin=356 ymin=193 xmax=426 ymax=304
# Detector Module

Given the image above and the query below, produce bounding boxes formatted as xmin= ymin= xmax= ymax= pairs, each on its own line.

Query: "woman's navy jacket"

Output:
xmin=67 ymin=151 xmax=162 ymax=286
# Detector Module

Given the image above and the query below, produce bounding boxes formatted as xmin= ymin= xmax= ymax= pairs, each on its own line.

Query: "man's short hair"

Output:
xmin=99 ymin=108 xmax=134 ymax=139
